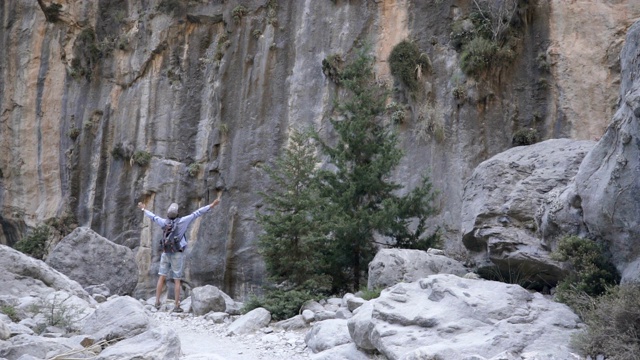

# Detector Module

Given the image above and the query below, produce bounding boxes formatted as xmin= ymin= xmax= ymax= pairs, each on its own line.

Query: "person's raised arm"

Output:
xmin=209 ymin=198 xmax=220 ymax=209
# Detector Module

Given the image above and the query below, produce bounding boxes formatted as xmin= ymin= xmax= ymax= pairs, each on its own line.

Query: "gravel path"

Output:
xmin=152 ymin=311 xmax=312 ymax=360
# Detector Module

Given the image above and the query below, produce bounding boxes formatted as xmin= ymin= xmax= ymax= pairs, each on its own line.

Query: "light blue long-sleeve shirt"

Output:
xmin=143 ymin=204 xmax=212 ymax=250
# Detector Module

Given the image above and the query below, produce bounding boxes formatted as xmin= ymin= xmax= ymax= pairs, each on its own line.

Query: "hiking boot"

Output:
xmin=172 ymin=306 xmax=183 ymax=313
xmin=154 ymin=301 xmax=161 ymax=310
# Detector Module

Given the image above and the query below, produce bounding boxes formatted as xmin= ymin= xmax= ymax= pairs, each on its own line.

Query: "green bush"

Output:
xmin=111 ymin=143 xmax=127 ymax=160
xmin=452 ymin=2 xmax=522 ymax=78
xmin=187 ymin=163 xmax=200 ymax=177
xmin=14 ymin=225 xmax=50 ymax=260
xmin=460 ymin=37 xmax=497 ymax=76
xmin=552 ymin=236 xmax=620 ymax=310
xmin=572 ymin=284 xmax=640 ymax=359
xmin=512 ymin=128 xmax=538 ymax=146
xmin=232 ymin=5 xmax=248 ymax=23
xmin=359 ymin=287 xmax=382 ymax=301
xmin=214 ymin=34 xmax=230 ymax=61
xmin=67 ymin=126 xmax=80 ymax=140
xmin=1 ymin=305 xmax=20 ymax=322
xmin=46 ymin=212 xmax=77 ymax=238
xmin=133 ymin=150 xmax=152 ymax=167
xmin=241 ymin=289 xmax=316 ymax=321
xmin=322 ymin=54 xmax=343 ymax=84
xmin=388 ymin=40 xmax=431 ymax=92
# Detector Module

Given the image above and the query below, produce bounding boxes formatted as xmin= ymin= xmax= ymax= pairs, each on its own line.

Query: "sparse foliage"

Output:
xmin=242 ymin=288 xmax=316 ymax=321
xmin=359 ymin=287 xmax=382 ymax=300
xmin=512 ymin=128 xmax=538 ymax=146
xmin=552 ymin=236 xmax=620 ymax=313
xmin=1 ymin=305 xmax=20 ymax=323
xmin=67 ymin=126 xmax=80 ymax=140
xmin=388 ymin=40 xmax=431 ymax=92
xmin=232 ymin=5 xmax=248 ymax=23
xmin=451 ymin=0 xmax=522 ymax=77
xmin=554 ymin=237 xmax=621 ymax=295
xmin=322 ymin=54 xmax=344 ymax=84
xmin=187 ymin=163 xmax=200 ymax=177
xmin=572 ymin=284 xmax=640 ymax=359
xmin=132 ymin=150 xmax=152 ymax=167
xmin=13 ymin=225 xmax=51 ymax=260
xmin=29 ymin=293 xmax=88 ymax=333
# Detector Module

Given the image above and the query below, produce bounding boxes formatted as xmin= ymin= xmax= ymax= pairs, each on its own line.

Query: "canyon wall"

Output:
xmin=1 ymin=0 xmax=638 ymax=298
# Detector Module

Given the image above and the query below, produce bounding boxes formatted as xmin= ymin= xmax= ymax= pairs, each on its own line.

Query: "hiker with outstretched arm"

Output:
xmin=138 ymin=196 xmax=221 ymax=312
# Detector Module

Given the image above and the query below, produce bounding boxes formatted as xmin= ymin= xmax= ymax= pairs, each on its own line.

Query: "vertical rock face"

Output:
xmin=572 ymin=20 xmax=640 ymax=282
xmin=1 ymin=0 xmax=639 ymax=298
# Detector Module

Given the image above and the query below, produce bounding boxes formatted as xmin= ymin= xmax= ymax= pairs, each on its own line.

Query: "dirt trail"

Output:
xmin=152 ymin=312 xmax=311 ymax=360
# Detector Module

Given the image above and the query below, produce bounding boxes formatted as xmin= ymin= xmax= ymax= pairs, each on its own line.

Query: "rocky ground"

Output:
xmin=152 ymin=311 xmax=312 ymax=360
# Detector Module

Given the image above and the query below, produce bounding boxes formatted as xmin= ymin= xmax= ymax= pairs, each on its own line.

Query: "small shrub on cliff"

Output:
xmin=111 ymin=143 xmax=128 ymax=160
xmin=452 ymin=0 xmax=522 ymax=78
xmin=187 ymin=163 xmax=200 ymax=177
xmin=460 ymin=37 xmax=497 ymax=76
xmin=322 ymin=54 xmax=343 ymax=84
xmin=67 ymin=126 xmax=80 ymax=140
xmin=388 ymin=40 xmax=431 ymax=93
xmin=14 ymin=225 xmax=51 ymax=260
xmin=512 ymin=128 xmax=538 ymax=146
xmin=132 ymin=150 xmax=152 ymax=167
xmin=46 ymin=212 xmax=77 ymax=238
xmin=232 ymin=5 xmax=248 ymax=23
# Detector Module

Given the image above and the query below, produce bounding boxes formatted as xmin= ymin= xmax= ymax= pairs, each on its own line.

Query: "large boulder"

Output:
xmin=310 ymin=343 xmax=372 ymax=360
xmin=0 ymin=334 xmax=78 ymax=359
xmin=46 ymin=227 xmax=138 ymax=296
xmin=191 ymin=285 xmax=227 ymax=316
xmin=0 ymin=321 xmax=9 ymax=340
xmin=0 ymin=245 xmax=92 ymax=302
xmin=305 ymin=319 xmax=352 ymax=354
xmin=348 ymin=274 xmax=582 ymax=359
xmin=95 ymin=326 xmax=181 ymax=360
xmin=81 ymin=296 xmax=151 ymax=342
xmin=227 ymin=307 xmax=271 ymax=335
xmin=460 ymin=139 xmax=594 ymax=286
xmin=367 ymin=248 xmax=468 ymax=290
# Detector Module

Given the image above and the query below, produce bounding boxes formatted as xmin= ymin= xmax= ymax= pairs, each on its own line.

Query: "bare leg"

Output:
xmin=155 ymin=275 xmax=166 ymax=306
xmin=174 ymin=279 xmax=181 ymax=307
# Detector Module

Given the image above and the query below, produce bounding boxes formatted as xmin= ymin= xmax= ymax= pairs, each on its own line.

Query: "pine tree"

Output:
xmin=256 ymin=130 xmax=330 ymax=293
xmin=315 ymin=46 xmax=440 ymax=292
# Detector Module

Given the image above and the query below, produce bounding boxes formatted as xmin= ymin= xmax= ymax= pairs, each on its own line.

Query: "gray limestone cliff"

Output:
xmin=1 ymin=0 xmax=639 ymax=298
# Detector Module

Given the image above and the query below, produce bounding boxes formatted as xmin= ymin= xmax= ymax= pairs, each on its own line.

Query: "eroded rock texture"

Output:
xmin=346 ymin=274 xmax=581 ymax=359
xmin=461 ymin=139 xmax=594 ymax=286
